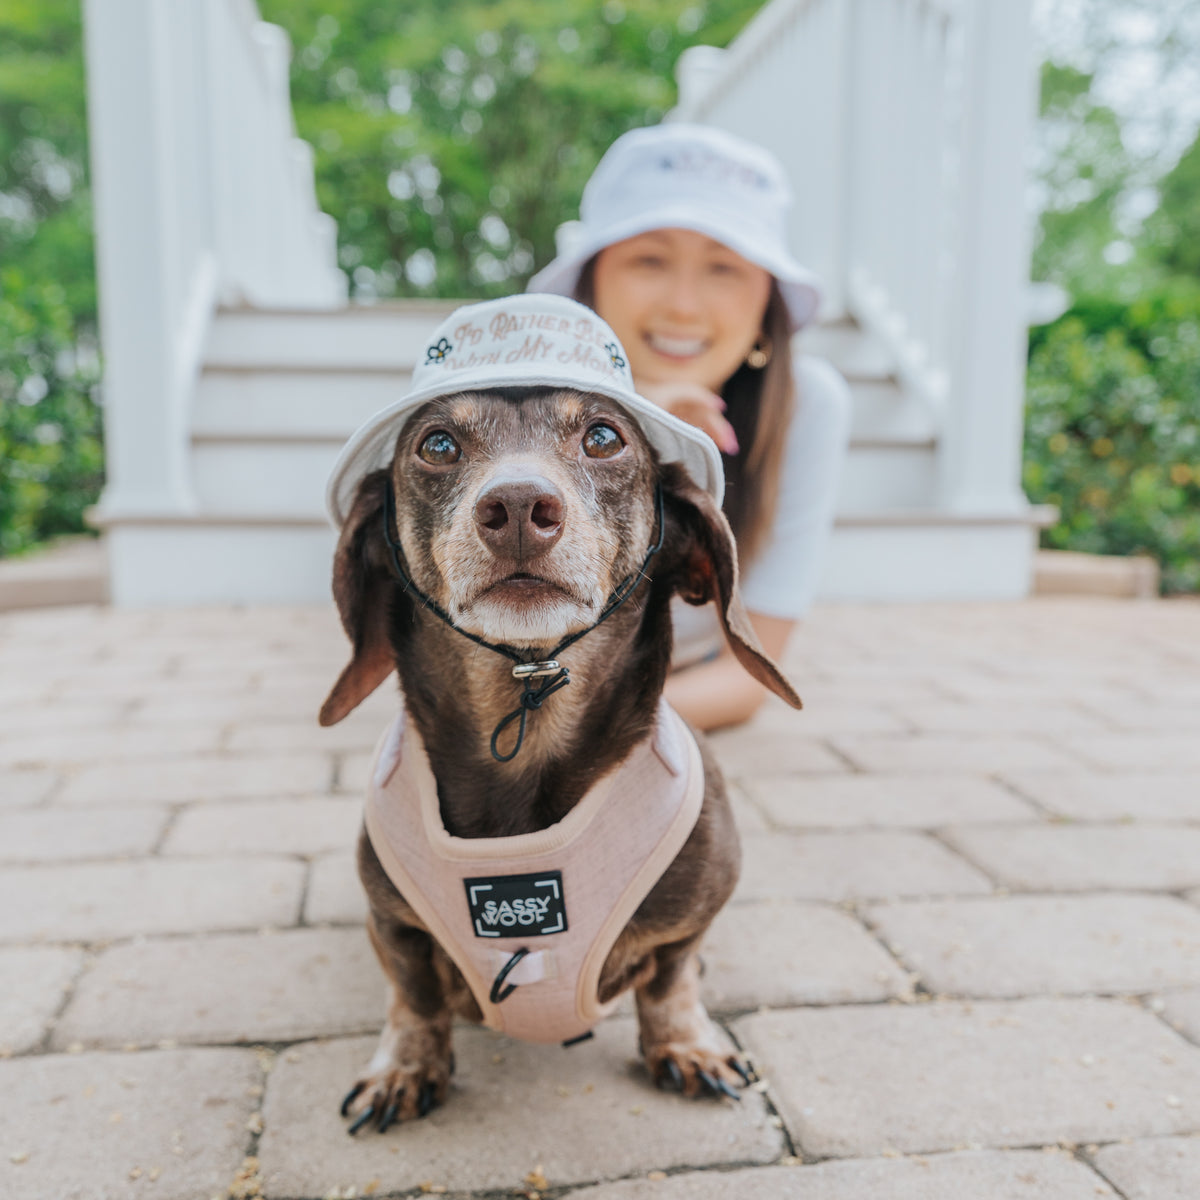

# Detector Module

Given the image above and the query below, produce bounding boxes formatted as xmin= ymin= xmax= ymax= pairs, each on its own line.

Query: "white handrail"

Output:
xmin=84 ymin=0 xmax=344 ymax=521
xmin=673 ymin=0 xmax=855 ymax=318
xmin=673 ymin=0 xmax=1034 ymax=514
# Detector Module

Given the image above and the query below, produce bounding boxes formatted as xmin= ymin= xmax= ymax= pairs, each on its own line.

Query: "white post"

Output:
xmin=821 ymin=0 xmax=854 ymax=317
xmin=674 ymin=46 xmax=728 ymax=114
xmin=938 ymin=0 xmax=1037 ymax=514
xmin=83 ymin=0 xmax=197 ymax=518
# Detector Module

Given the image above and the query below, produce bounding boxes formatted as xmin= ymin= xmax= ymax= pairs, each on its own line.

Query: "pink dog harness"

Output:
xmin=363 ymin=698 xmax=705 ymax=1045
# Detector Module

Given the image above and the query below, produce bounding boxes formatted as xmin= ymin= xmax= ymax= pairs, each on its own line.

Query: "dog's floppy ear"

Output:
xmin=320 ymin=469 xmax=396 ymax=726
xmin=660 ymin=462 xmax=802 ymax=709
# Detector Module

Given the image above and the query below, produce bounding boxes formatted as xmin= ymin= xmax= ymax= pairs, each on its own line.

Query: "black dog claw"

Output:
xmin=728 ymin=1059 xmax=753 ymax=1086
xmin=417 ymin=1081 xmax=436 ymax=1117
xmin=696 ymin=1068 xmax=720 ymax=1096
xmin=662 ymin=1059 xmax=684 ymax=1091
xmin=714 ymin=1075 xmax=741 ymax=1101
xmin=347 ymin=1104 xmax=376 ymax=1136
xmin=377 ymin=1099 xmax=400 ymax=1134
xmin=340 ymin=1082 xmax=365 ymax=1118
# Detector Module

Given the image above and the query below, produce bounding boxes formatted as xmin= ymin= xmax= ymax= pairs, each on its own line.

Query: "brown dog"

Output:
xmin=320 ymin=379 xmax=801 ymax=1132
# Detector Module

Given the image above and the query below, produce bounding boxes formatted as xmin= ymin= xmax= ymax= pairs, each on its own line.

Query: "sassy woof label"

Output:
xmin=465 ymin=871 xmax=567 ymax=938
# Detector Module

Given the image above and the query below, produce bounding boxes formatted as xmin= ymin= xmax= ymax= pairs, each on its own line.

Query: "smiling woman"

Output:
xmin=529 ymin=123 xmax=852 ymax=730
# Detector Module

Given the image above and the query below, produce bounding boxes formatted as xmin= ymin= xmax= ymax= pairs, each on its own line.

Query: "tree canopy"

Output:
xmin=256 ymin=0 xmax=761 ymax=299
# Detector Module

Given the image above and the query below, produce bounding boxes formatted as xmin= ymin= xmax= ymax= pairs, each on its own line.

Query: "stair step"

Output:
xmin=192 ymin=369 xmax=408 ymax=440
xmin=105 ymin=523 xmax=335 ymax=607
xmin=190 ymin=421 xmax=938 ymax=519
xmin=191 ymin=442 xmax=341 ymax=516
xmin=204 ymin=302 xmax=459 ymax=370
xmin=842 ymin=379 xmax=935 ymax=445
xmin=194 ymin=370 xmax=933 ymax=448
xmin=0 ymin=537 xmax=109 ymax=611
xmin=203 ymin=305 xmax=901 ymax=384
xmin=795 ymin=318 xmax=896 ymax=381
xmin=104 ymin=503 xmax=1047 ymax=533
xmin=838 ymin=444 xmax=937 ymax=511
xmin=821 ymin=518 xmax=1038 ymax=601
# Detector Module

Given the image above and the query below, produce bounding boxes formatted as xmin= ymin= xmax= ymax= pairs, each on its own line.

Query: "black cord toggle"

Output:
xmin=490 ymin=669 xmax=571 ymax=762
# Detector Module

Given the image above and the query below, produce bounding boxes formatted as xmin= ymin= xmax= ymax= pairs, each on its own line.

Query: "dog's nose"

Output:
xmin=474 ymin=476 xmax=565 ymax=558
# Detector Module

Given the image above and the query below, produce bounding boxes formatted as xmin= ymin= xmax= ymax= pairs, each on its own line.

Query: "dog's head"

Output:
xmin=320 ymin=387 xmax=800 ymax=726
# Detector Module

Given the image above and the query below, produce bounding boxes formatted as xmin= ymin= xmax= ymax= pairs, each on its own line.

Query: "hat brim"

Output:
xmin=326 ymin=367 xmax=725 ymax=529
xmin=527 ymin=205 xmax=822 ymax=333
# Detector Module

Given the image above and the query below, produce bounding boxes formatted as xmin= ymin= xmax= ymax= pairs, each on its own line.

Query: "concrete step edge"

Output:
xmin=0 ymin=537 xmax=109 ymax=611
xmin=1033 ymin=548 xmax=1161 ymax=599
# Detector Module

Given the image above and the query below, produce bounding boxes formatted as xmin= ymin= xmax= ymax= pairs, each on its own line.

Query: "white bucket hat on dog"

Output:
xmin=326 ymin=294 xmax=725 ymax=528
xmin=527 ymin=123 xmax=822 ymax=333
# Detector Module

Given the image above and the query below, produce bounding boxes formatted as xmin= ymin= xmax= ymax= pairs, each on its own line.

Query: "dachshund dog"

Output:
xmin=320 ymin=320 xmax=800 ymax=1134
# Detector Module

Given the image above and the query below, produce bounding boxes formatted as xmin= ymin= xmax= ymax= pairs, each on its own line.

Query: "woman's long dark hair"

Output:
xmin=576 ymin=261 xmax=794 ymax=568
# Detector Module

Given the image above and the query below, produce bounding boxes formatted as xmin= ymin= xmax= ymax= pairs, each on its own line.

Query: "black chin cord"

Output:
xmin=381 ymin=481 xmax=665 ymax=762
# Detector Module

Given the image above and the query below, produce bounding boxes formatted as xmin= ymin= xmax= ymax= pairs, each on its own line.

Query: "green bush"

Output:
xmin=0 ymin=270 xmax=103 ymax=556
xmin=1025 ymin=285 xmax=1200 ymax=592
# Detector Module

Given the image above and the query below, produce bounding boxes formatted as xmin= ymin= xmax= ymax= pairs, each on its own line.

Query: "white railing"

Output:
xmin=674 ymin=0 xmax=1036 ymax=514
xmin=83 ymin=0 xmax=344 ymax=520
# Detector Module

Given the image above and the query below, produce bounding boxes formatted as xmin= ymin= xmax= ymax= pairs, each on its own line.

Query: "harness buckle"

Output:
xmin=511 ymin=660 xmax=562 ymax=680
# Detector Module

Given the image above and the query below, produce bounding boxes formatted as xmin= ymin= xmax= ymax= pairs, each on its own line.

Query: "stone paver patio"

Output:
xmin=2 ymin=596 xmax=1199 ymax=1199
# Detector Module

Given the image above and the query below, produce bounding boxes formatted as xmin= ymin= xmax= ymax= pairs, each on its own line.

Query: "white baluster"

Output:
xmin=83 ymin=0 xmax=199 ymax=521
xmin=939 ymin=0 xmax=1037 ymax=513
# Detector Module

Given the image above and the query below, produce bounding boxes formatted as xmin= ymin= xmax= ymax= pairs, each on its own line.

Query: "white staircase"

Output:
xmin=86 ymin=0 xmax=1046 ymax=607
xmin=114 ymin=300 xmax=1034 ymax=607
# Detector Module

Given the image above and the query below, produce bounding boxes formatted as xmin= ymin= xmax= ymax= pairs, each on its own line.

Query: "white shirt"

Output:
xmin=673 ymin=355 xmax=851 ymax=664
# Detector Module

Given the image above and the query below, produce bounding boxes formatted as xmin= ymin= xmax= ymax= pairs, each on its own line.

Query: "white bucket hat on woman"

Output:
xmin=326 ymin=294 xmax=725 ymax=528
xmin=527 ymin=123 xmax=822 ymax=333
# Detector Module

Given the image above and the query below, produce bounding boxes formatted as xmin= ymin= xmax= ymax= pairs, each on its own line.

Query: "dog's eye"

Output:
xmin=418 ymin=431 xmax=462 ymax=465
xmin=583 ymin=423 xmax=624 ymax=459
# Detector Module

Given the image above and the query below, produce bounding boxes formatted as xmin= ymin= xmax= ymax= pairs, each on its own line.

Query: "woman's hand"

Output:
xmin=636 ymin=381 xmax=739 ymax=455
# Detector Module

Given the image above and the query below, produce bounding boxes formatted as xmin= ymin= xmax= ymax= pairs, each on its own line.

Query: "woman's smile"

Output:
xmin=644 ymin=332 xmax=711 ymax=360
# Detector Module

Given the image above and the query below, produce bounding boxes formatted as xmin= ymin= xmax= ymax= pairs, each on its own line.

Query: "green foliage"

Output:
xmin=0 ymin=0 xmax=99 ymax=557
xmin=1033 ymin=0 xmax=1200 ymax=300
xmin=1028 ymin=8 xmax=1200 ymax=591
xmin=0 ymin=271 xmax=103 ymax=556
xmin=1032 ymin=61 xmax=1141 ymax=297
xmin=0 ymin=0 xmax=95 ymax=323
xmin=1141 ymin=128 xmax=1200 ymax=279
xmin=257 ymin=0 xmax=759 ymax=299
xmin=1025 ymin=287 xmax=1200 ymax=592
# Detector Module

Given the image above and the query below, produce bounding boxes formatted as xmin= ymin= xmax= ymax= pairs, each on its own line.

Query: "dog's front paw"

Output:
xmin=339 ymin=1045 xmax=453 ymax=1134
xmin=644 ymin=1022 xmax=753 ymax=1101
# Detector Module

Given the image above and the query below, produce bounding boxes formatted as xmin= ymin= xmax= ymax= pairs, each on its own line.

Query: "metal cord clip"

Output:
xmin=511 ymin=660 xmax=562 ymax=680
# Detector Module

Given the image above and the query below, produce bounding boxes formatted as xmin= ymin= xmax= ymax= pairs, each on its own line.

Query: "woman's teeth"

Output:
xmin=647 ymin=333 xmax=707 ymax=358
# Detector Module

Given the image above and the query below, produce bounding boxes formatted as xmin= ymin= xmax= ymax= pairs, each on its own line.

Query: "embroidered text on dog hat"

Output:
xmin=326 ymin=294 xmax=725 ymax=528
xmin=527 ymin=123 xmax=822 ymax=333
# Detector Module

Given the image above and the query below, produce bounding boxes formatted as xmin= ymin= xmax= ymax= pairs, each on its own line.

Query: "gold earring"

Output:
xmin=746 ymin=336 xmax=772 ymax=370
